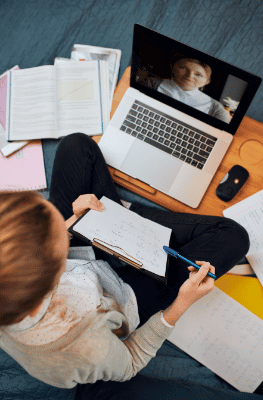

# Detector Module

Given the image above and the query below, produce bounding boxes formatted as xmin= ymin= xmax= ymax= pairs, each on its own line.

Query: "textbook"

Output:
xmin=6 ymin=60 xmax=109 ymax=141
xmin=69 ymin=196 xmax=172 ymax=283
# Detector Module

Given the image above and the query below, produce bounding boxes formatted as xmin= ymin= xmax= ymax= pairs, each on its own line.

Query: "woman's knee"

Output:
xmin=56 ymin=133 xmax=97 ymax=159
xmin=221 ymin=218 xmax=250 ymax=255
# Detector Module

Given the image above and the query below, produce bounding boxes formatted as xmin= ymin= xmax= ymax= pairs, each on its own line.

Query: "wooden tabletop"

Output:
xmin=93 ymin=67 xmax=263 ymax=217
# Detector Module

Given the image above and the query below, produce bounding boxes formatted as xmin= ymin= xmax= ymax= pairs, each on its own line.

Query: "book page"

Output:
xmin=168 ymin=287 xmax=263 ymax=392
xmin=72 ymin=197 xmax=171 ymax=277
xmin=7 ymin=66 xmax=56 ymax=140
xmin=55 ymin=60 xmax=105 ymax=137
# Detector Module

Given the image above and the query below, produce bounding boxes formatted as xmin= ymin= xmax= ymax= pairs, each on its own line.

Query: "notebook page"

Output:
xmin=223 ymin=190 xmax=263 ymax=283
xmin=72 ymin=196 xmax=171 ymax=277
xmin=168 ymin=287 xmax=263 ymax=393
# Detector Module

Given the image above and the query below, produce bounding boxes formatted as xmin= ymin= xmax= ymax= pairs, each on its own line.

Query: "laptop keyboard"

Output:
xmin=120 ymin=100 xmax=217 ymax=170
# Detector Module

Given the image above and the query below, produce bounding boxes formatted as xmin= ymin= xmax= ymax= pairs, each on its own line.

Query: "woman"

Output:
xmin=0 ymin=133 xmax=249 ymax=389
xmin=147 ymin=58 xmax=229 ymax=123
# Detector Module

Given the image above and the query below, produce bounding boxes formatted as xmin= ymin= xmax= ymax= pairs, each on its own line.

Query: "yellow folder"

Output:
xmin=215 ymin=275 xmax=263 ymax=320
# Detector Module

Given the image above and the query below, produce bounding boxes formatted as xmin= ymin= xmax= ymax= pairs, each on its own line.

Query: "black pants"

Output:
xmin=49 ymin=133 xmax=249 ymax=325
xmin=74 ymin=374 xmax=263 ymax=400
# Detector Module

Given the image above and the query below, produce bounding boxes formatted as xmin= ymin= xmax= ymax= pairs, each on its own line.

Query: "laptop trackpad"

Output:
xmin=120 ymin=140 xmax=182 ymax=192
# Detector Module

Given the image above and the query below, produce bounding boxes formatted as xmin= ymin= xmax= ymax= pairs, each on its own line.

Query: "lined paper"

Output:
xmin=168 ymin=287 xmax=263 ymax=392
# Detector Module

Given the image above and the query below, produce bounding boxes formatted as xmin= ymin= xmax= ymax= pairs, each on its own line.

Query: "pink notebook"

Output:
xmin=0 ymin=139 xmax=47 ymax=191
xmin=0 ymin=66 xmax=46 ymax=190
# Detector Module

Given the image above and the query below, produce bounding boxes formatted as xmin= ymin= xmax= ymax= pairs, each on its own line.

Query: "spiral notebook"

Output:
xmin=69 ymin=196 xmax=171 ymax=283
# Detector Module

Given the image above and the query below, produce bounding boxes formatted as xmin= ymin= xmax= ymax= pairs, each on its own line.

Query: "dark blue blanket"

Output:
xmin=1 ymin=1 xmax=263 ymax=399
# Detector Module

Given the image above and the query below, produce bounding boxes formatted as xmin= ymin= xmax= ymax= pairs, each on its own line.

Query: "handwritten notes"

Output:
xmin=223 ymin=189 xmax=263 ymax=286
xmin=72 ymin=196 xmax=171 ymax=277
xmin=168 ymin=287 xmax=263 ymax=392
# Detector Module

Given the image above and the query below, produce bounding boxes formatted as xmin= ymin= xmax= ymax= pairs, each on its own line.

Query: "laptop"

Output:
xmin=98 ymin=24 xmax=261 ymax=208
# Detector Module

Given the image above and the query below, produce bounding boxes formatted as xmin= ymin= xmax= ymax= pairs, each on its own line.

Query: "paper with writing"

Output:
xmin=223 ymin=189 xmax=263 ymax=285
xmin=246 ymin=252 xmax=263 ymax=286
xmin=72 ymin=196 xmax=171 ymax=277
xmin=168 ymin=287 xmax=263 ymax=393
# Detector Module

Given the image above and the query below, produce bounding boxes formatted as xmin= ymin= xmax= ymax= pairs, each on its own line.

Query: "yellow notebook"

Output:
xmin=215 ymin=275 xmax=263 ymax=320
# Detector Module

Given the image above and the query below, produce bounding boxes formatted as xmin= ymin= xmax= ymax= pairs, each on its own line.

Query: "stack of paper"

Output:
xmin=71 ymin=44 xmax=121 ymax=112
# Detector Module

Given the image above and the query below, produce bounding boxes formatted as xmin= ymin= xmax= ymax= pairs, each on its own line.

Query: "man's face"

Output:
xmin=172 ymin=60 xmax=210 ymax=91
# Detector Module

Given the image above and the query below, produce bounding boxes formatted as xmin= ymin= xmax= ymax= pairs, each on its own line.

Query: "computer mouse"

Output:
xmin=216 ymin=165 xmax=249 ymax=202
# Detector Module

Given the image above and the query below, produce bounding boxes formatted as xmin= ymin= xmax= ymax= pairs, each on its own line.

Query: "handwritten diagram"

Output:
xmin=58 ymin=80 xmax=94 ymax=102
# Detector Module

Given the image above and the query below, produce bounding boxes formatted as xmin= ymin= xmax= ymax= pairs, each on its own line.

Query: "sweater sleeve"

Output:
xmin=122 ymin=311 xmax=174 ymax=376
xmin=209 ymin=99 xmax=230 ymax=123
xmin=0 ymin=309 xmax=174 ymax=389
xmin=74 ymin=310 xmax=174 ymax=384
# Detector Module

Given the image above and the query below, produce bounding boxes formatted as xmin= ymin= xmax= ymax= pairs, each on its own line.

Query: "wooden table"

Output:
xmin=93 ymin=67 xmax=263 ymax=217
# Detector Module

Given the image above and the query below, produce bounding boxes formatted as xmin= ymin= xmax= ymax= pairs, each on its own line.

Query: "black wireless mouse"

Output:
xmin=216 ymin=165 xmax=249 ymax=202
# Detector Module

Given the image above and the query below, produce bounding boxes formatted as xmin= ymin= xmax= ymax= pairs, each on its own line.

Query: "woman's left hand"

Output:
xmin=72 ymin=194 xmax=104 ymax=219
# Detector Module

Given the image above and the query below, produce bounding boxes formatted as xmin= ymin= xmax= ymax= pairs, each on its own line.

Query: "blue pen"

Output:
xmin=163 ymin=246 xmax=217 ymax=280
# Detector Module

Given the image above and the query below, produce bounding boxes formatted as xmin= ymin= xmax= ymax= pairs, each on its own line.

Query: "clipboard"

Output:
xmin=68 ymin=208 xmax=170 ymax=284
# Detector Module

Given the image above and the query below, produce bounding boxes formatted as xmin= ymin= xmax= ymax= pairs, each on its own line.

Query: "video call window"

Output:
xmin=135 ymin=50 xmax=248 ymax=125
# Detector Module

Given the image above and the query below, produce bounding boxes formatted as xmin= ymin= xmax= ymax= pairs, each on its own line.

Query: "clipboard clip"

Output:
xmin=93 ymin=238 xmax=143 ymax=268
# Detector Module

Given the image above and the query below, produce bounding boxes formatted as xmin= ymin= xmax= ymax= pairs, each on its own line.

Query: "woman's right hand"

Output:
xmin=162 ymin=261 xmax=215 ymax=326
xmin=177 ymin=261 xmax=215 ymax=308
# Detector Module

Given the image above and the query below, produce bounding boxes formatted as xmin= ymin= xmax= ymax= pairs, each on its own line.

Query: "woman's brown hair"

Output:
xmin=0 ymin=191 xmax=64 ymax=326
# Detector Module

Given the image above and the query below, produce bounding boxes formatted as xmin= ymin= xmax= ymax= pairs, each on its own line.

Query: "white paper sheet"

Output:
xmin=223 ymin=190 xmax=263 ymax=285
xmin=72 ymin=196 xmax=171 ymax=277
xmin=168 ymin=287 xmax=263 ymax=392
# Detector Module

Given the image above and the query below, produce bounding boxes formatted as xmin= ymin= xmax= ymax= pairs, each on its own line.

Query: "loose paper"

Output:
xmin=168 ymin=287 xmax=263 ymax=392
xmin=72 ymin=196 xmax=171 ymax=277
xmin=223 ymin=190 xmax=263 ymax=286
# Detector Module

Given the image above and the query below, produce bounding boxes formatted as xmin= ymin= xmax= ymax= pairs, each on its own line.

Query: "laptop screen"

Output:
xmin=131 ymin=25 xmax=262 ymax=135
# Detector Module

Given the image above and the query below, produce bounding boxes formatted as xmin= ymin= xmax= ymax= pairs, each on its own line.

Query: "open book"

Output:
xmin=6 ymin=60 xmax=109 ymax=141
xmin=223 ymin=189 xmax=263 ymax=286
xmin=69 ymin=196 xmax=172 ymax=283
